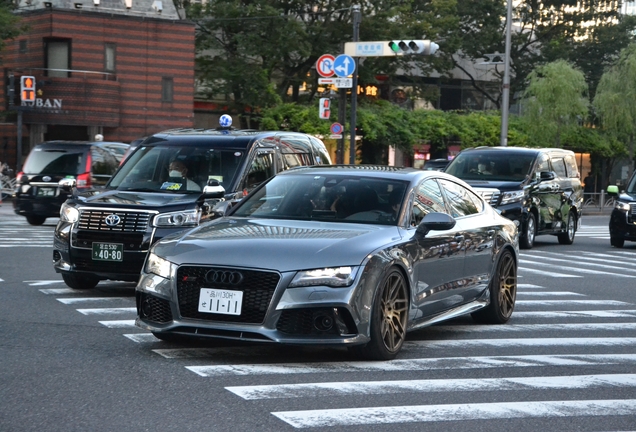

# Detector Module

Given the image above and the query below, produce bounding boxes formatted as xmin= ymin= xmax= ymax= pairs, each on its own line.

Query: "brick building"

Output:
xmin=1 ymin=0 xmax=195 ymax=169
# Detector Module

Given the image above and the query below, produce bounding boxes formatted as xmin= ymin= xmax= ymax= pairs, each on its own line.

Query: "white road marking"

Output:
xmin=271 ymin=399 xmax=636 ymax=428
xmin=406 ymin=337 xmax=636 ymax=349
xmin=76 ymin=307 xmax=136 ymax=315
xmin=429 ymin=322 xmax=636 ymax=333
xmin=228 ymin=374 xmax=636 ymax=400
xmin=518 ymin=267 xmax=580 ymax=277
xmin=517 ymin=284 xmax=545 ymax=289
xmin=24 ymin=280 xmax=65 ymax=286
xmin=184 ymin=354 xmax=636 ymax=376
xmin=520 ymin=253 xmax=636 ymax=273
xmin=520 ymin=258 xmax=636 ymax=278
xmin=58 ymin=297 xmax=130 ymax=304
xmin=39 ymin=288 xmax=77 ymax=294
xmin=99 ymin=320 xmax=137 ymax=328
xmin=124 ymin=333 xmax=159 ymax=343
xmin=516 ymin=300 xmax=630 ymax=306
xmin=513 ymin=310 xmax=636 ymax=318
xmin=517 ymin=291 xmax=585 ymax=297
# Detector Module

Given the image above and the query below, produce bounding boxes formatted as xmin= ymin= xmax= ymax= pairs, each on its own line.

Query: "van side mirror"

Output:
xmin=539 ymin=171 xmax=556 ymax=181
xmin=202 ymin=179 xmax=225 ymax=199
xmin=607 ymin=185 xmax=619 ymax=197
xmin=416 ymin=212 xmax=456 ymax=236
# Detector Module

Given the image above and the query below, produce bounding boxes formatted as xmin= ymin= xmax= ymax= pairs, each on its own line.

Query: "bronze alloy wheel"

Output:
xmin=352 ymin=268 xmax=409 ymax=360
xmin=472 ymin=249 xmax=517 ymax=324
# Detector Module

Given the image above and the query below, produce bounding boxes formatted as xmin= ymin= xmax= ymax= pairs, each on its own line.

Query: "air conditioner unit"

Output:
xmin=124 ymin=0 xmax=132 ymax=9
xmin=152 ymin=0 xmax=162 ymax=12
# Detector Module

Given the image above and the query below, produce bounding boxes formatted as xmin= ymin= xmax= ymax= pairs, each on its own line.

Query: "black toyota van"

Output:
xmin=607 ymin=171 xmax=636 ymax=248
xmin=53 ymin=118 xmax=332 ymax=289
xmin=444 ymin=146 xmax=583 ymax=249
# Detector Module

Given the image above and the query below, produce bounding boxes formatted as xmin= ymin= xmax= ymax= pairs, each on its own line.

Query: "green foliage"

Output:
xmin=0 ymin=0 xmax=26 ymax=61
xmin=521 ymin=60 xmax=589 ymax=147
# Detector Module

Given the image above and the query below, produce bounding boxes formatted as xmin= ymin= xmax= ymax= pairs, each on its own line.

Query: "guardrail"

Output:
xmin=582 ymin=191 xmax=615 ymax=214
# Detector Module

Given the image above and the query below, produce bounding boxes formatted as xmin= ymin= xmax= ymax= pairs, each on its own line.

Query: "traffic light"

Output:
xmin=20 ymin=75 xmax=36 ymax=103
xmin=319 ymin=97 xmax=331 ymax=119
xmin=387 ymin=40 xmax=439 ymax=56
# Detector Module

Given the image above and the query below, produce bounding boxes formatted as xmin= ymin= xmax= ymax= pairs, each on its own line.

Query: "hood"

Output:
xmin=75 ymin=189 xmax=198 ymax=209
xmin=152 ymin=218 xmax=403 ymax=272
xmin=619 ymin=193 xmax=636 ymax=202
xmin=465 ymin=179 xmax=528 ymax=190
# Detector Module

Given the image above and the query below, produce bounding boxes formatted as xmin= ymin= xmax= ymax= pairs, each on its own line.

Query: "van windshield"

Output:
xmin=108 ymin=144 xmax=246 ymax=193
xmin=445 ymin=151 xmax=536 ymax=182
xmin=23 ymin=148 xmax=83 ymax=176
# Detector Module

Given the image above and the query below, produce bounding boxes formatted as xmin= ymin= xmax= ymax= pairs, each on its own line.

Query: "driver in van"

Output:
xmin=168 ymin=160 xmax=201 ymax=191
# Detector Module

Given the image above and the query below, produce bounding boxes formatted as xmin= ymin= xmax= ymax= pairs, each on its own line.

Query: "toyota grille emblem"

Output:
xmin=42 ymin=176 xmax=52 ymax=182
xmin=104 ymin=214 xmax=121 ymax=227
xmin=205 ymin=270 xmax=244 ymax=286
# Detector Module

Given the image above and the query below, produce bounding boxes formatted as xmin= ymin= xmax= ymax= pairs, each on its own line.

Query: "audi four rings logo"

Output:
xmin=104 ymin=214 xmax=121 ymax=227
xmin=205 ymin=270 xmax=243 ymax=285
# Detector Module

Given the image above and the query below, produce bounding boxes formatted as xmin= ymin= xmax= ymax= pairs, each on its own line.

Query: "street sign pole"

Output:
xmin=350 ymin=4 xmax=361 ymax=165
xmin=338 ymin=87 xmax=346 ymax=164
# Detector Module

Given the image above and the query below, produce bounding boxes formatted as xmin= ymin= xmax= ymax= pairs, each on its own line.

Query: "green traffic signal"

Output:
xmin=388 ymin=41 xmax=400 ymax=52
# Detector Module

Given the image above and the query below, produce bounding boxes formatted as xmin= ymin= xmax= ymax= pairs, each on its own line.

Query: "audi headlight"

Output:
xmin=500 ymin=190 xmax=525 ymax=205
xmin=615 ymin=201 xmax=631 ymax=212
xmin=145 ymin=253 xmax=174 ymax=279
xmin=59 ymin=203 xmax=79 ymax=223
xmin=153 ymin=209 xmax=201 ymax=227
xmin=289 ymin=266 xmax=359 ymax=288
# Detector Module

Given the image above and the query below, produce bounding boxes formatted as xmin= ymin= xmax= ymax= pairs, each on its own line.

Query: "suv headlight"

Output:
xmin=615 ymin=201 xmax=631 ymax=212
xmin=59 ymin=203 xmax=79 ymax=223
xmin=500 ymin=190 xmax=525 ymax=205
xmin=153 ymin=209 xmax=201 ymax=227
xmin=289 ymin=266 xmax=359 ymax=288
xmin=145 ymin=253 xmax=174 ymax=279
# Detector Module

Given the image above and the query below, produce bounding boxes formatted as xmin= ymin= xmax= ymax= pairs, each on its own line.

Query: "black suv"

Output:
xmin=444 ymin=146 xmax=583 ymax=249
xmin=53 ymin=119 xmax=332 ymax=289
xmin=607 ymin=171 xmax=636 ymax=248
xmin=13 ymin=141 xmax=124 ymax=225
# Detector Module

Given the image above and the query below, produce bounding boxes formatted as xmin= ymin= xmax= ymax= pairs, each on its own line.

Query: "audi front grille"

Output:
xmin=176 ymin=266 xmax=280 ymax=324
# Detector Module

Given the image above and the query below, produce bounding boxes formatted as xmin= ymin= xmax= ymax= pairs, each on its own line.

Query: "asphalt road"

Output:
xmin=1 ymin=203 xmax=635 ymax=431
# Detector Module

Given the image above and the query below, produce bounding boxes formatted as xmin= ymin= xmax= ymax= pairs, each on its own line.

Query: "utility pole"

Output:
xmin=500 ymin=0 xmax=513 ymax=147
xmin=349 ymin=4 xmax=361 ymax=164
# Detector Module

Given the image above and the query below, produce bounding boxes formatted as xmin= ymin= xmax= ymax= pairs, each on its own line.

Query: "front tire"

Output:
xmin=557 ymin=211 xmax=576 ymax=245
xmin=610 ymin=236 xmax=625 ymax=248
xmin=472 ymin=249 xmax=517 ymax=324
xmin=520 ymin=213 xmax=536 ymax=249
xmin=351 ymin=268 xmax=409 ymax=360
xmin=62 ymin=273 xmax=99 ymax=290
xmin=26 ymin=215 xmax=46 ymax=226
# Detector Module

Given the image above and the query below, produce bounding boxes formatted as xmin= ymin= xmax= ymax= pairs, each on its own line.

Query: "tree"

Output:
xmin=189 ymin=0 xmax=458 ymax=127
xmin=0 ymin=0 xmax=25 ymax=61
xmin=521 ymin=60 xmax=589 ymax=148
xmin=449 ymin=1 xmax=636 ymax=110
xmin=593 ymin=43 xmax=636 ymax=179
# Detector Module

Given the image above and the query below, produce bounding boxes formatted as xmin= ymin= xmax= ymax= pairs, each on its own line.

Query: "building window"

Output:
xmin=19 ymin=40 xmax=27 ymax=54
xmin=45 ymin=39 xmax=71 ymax=78
xmin=104 ymin=43 xmax=116 ymax=72
xmin=162 ymin=77 xmax=173 ymax=102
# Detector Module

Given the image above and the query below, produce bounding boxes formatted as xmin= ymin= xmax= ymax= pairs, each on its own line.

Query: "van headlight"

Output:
xmin=615 ymin=201 xmax=631 ymax=212
xmin=500 ymin=190 xmax=525 ymax=205
xmin=145 ymin=253 xmax=174 ymax=279
xmin=59 ymin=203 xmax=79 ymax=223
xmin=289 ymin=266 xmax=359 ymax=288
xmin=153 ymin=209 xmax=201 ymax=227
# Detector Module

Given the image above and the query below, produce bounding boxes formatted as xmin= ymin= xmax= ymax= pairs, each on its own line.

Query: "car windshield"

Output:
xmin=23 ymin=148 xmax=83 ymax=176
xmin=108 ymin=144 xmax=246 ymax=193
xmin=445 ymin=151 xmax=536 ymax=182
xmin=627 ymin=173 xmax=636 ymax=194
xmin=231 ymin=174 xmax=409 ymax=225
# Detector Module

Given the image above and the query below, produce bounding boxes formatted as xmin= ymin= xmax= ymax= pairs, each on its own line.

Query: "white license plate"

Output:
xmin=198 ymin=288 xmax=243 ymax=315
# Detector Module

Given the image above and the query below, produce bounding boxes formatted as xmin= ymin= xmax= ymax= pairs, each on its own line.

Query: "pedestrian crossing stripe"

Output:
xmin=271 ymin=399 xmax=636 ymax=428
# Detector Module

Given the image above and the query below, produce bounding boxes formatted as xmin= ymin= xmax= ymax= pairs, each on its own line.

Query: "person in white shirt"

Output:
xmin=168 ymin=160 xmax=201 ymax=191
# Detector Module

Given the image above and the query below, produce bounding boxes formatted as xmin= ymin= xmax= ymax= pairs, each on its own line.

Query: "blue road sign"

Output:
xmin=333 ymin=54 xmax=355 ymax=78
